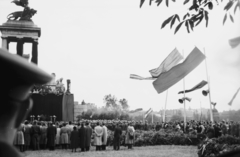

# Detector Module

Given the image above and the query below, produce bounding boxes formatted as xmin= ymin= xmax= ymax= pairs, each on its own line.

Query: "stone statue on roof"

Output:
xmin=7 ymin=0 xmax=37 ymax=21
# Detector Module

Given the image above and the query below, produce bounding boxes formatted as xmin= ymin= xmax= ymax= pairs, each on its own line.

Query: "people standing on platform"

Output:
xmin=125 ymin=123 xmax=135 ymax=149
xmin=113 ymin=123 xmax=122 ymax=151
xmin=70 ymin=126 xmax=79 ymax=152
xmin=47 ymin=122 xmax=57 ymax=150
xmin=24 ymin=120 xmax=31 ymax=151
xmin=94 ymin=122 xmax=103 ymax=151
xmin=60 ymin=123 xmax=69 ymax=149
xmin=40 ymin=122 xmax=47 ymax=149
xmin=85 ymin=122 xmax=92 ymax=151
xmin=31 ymin=120 xmax=41 ymax=150
xmin=78 ymin=123 xmax=86 ymax=152
xmin=102 ymin=122 xmax=108 ymax=150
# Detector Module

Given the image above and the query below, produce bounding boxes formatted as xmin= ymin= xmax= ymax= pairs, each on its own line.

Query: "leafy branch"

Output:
xmin=140 ymin=0 xmax=240 ymax=34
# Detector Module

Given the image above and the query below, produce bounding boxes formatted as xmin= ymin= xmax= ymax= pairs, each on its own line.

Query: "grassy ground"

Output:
xmin=23 ymin=145 xmax=198 ymax=157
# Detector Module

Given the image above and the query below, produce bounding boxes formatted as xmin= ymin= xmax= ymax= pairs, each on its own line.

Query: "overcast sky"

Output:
xmin=0 ymin=0 xmax=240 ymax=112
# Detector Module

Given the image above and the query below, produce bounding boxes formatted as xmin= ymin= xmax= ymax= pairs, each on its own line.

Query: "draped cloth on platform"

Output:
xmin=153 ymin=47 xmax=205 ymax=94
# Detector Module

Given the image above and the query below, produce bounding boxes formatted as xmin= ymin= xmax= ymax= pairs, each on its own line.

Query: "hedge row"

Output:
xmin=106 ymin=129 xmax=200 ymax=146
xmin=198 ymin=135 xmax=240 ymax=157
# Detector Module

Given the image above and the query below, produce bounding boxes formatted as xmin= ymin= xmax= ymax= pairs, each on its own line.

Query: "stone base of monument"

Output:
xmin=28 ymin=93 xmax=74 ymax=122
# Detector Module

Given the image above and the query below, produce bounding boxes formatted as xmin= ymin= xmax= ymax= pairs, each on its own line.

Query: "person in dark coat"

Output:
xmin=78 ymin=123 xmax=86 ymax=152
xmin=85 ymin=122 xmax=92 ymax=151
xmin=47 ymin=122 xmax=57 ymax=150
xmin=113 ymin=123 xmax=122 ymax=150
xmin=70 ymin=127 xmax=79 ymax=152
xmin=31 ymin=121 xmax=41 ymax=150
xmin=24 ymin=120 xmax=32 ymax=151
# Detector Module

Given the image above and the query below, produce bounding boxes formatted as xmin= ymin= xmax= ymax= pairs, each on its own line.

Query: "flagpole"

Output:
xmin=182 ymin=50 xmax=187 ymax=132
xmin=152 ymin=111 xmax=153 ymax=124
xmin=203 ymin=48 xmax=214 ymax=123
xmin=200 ymin=101 xmax=202 ymax=121
xmin=163 ymin=90 xmax=168 ymax=123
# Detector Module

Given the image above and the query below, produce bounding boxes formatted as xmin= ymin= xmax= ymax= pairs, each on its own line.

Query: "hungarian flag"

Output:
xmin=153 ymin=47 xmax=205 ymax=94
xmin=129 ymin=108 xmax=143 ymax=113
xmin=229 ymin=36 xmax=240 ymax=48
xmin=228 ymin=87 xmax=240 ymax=106
xmin=130 ymin=74 xmax=156 ymax=80
xmin=144 ymin=108 xmax=153 ymax=118
xmin=149 ymin=48 xmax=183 ymax=78
xmin=178 ymin=80 xmax=208 ymax=94
xmin=130 ymin=48 xmax=182 ymax=80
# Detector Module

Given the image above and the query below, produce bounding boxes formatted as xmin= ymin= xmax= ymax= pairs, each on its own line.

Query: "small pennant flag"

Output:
xmin=229 ymin=36 xmax=240 ymax=48
xmin=178 ymin=80 xmax=208 ymax=94
xmin=130 ymin=74 xmax=156 ymax=80
xmin=144 ymin=108 xmax=153 ymax=118
xmin=129 ymin=108 xmax=143 ymax=113
xmin=153 ymin=47 xmax=205 ymax=94
xmin=149 ymin=48 xmax=183 ymax=78
xmin=228 ymin=87 xmax=240 ymax=106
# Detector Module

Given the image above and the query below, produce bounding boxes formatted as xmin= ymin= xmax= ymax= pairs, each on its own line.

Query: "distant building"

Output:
xmin=74 ymin=101 xmax=88 ymax=121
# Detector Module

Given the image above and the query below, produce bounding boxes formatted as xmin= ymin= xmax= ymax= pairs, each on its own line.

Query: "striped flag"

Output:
xmin=178 ymin=80 xmax=207 ymax=94
xmin=229 ymin=36 xmax=240 ymax=48
xmin=149 ymin=48 xmax=183 ymax=78
xmin=130 ymin=74 xmax=156 ymax=80
xmin=129 ymin=108 xmax=143 ymax=113
xmin=144 ymin=108 xmax=153 ymax=118
xmin=153 ymin=47 xmax=205 ymax=94
xmin=228 ymin=87 xmax=240 ymax=106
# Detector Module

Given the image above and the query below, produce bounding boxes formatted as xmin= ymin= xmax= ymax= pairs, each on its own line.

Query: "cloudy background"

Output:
xmin=0 ymin=0 xmax=240 ymax=112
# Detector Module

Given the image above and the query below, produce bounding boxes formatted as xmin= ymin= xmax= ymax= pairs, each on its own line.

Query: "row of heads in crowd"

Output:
xmin=24 ymin=119 xmax=235 ymax=127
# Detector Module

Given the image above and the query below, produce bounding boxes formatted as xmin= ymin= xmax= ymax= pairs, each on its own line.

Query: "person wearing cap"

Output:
xmin=0 ymin=48 xmax=53 ymax=157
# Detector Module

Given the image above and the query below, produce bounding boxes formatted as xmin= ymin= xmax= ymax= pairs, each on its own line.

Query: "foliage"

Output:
xmin=139 ymin=0 xmax=240 ymax=34
xmin=119 ymin=98 xmax=129 ymax=111
xmin=106 ymin=129 xmax=199 ymax=147
xmin=197 ymin=135 xmax=240 ymax=157
xmin=77 ymin=106 xmax=131 ymax=121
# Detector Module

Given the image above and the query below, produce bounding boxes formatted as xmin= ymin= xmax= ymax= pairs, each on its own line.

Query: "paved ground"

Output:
xmin=23 ymin=145 xmax=198 ymax=157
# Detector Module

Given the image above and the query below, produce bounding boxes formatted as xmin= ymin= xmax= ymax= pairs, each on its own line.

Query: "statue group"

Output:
xmin=7 ymin=0 xmax=37 ymax=21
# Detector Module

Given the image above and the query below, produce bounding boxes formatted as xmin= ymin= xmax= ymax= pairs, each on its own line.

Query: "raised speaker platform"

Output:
xmin=29 ymin=93 xmax=74 ymax=122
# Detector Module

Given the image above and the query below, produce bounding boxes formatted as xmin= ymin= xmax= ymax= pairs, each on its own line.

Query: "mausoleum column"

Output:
xmin=17 ymin=39 xmax=24 ymax=56
xmin=1 ymin=37 xmax=7 ymax=49
xmin=31 ymin=39 xmax=38 ymax=64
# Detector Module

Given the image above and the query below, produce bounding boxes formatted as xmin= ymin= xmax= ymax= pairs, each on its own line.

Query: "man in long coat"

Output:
xmin=70 ymin=127 xmax=79 ymax=152
xmin=31 ymin=121 xmax=41 ymax=150
xmin=24 ymin=120 xmax=31 ymax=151
xmin=102 ymin=123 xmax=108 ymax=150
xmin=85 ymin=122 xmax=92 ymax=151
xmin=79 ymin=123 xmax=86 ymax=152
xmin=113 ymin=123 xmax=122 ymax=150
xmin=47 ymin=122 xmax=57 ymax=150
xmin=94 ymin=122 xmax=103 ymax=151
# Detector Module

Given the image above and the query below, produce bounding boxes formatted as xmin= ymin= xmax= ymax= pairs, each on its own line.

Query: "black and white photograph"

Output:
xmin=0 ymin=0 xmax=240 ymax=157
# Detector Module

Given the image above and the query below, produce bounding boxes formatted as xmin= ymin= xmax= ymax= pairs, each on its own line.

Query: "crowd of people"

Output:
xmin=13 ymin=118 xmax=240 ymax=153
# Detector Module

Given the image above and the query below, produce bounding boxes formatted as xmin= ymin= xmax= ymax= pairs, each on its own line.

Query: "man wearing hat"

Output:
xmin=0 ymin=48 xmax=53 ymax=157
